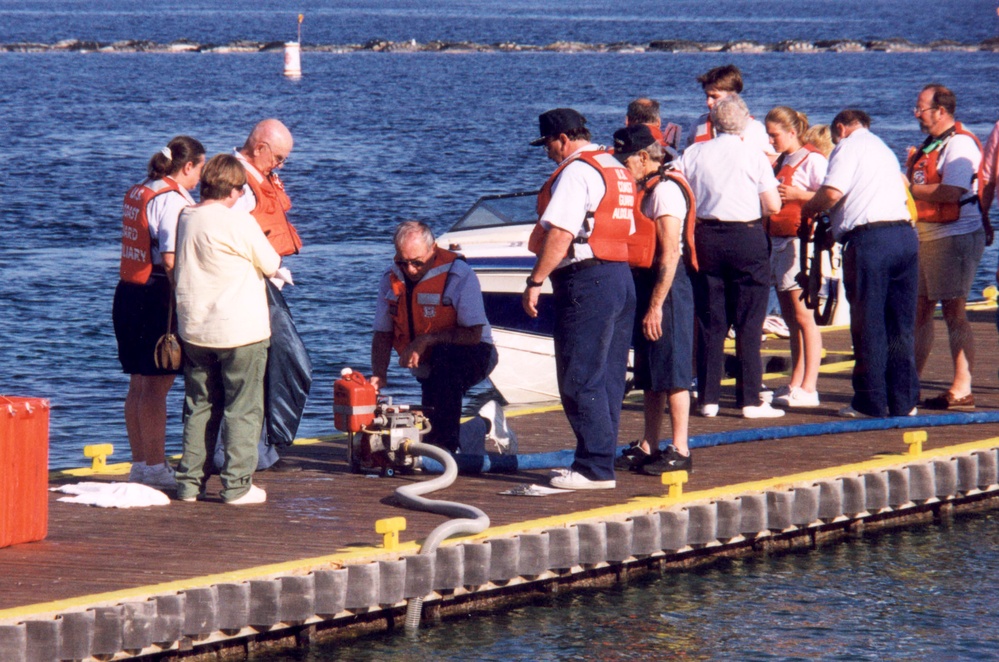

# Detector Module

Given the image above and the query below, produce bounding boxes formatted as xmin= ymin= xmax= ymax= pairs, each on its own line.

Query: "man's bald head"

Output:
xmin=241 ymin=119 xmax=294 ymax=176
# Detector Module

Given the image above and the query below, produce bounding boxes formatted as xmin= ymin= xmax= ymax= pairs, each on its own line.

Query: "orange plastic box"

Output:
xmin=0 ymin=396 xmax=50 ymax=548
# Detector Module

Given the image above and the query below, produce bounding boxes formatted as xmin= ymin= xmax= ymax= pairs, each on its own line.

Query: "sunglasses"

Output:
xmin=394 ymin=256 xmax=431 ymax=269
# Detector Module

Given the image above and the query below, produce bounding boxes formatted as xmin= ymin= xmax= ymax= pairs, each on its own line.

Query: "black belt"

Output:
xmin=552 ymin=257 xmax=610 ymax=280
xmin=696 ymin=218 xmax=762 ymax=227
xmin=840 ymin=220 xmax=912 ymax=244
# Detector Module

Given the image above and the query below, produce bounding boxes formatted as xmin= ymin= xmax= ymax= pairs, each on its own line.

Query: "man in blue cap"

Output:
xmin=522 ymin=108 xmax=638 ymax=490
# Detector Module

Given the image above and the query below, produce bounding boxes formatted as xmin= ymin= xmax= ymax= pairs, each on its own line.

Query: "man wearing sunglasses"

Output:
xmin=371 ymin=221 xmax=507 ymax=456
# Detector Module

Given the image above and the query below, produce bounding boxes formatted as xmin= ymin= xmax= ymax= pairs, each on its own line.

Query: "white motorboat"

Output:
xmin=437 ymin=192 xmax=563 ymax=405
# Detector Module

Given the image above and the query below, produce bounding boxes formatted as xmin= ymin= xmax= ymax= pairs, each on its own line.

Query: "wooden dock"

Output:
xmin=2 ymin=314 xmax=999 ymax=659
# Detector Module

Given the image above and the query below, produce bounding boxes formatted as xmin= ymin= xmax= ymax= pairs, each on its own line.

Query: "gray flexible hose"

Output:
xmin=396 ymin=441 xmax=490 ymax=632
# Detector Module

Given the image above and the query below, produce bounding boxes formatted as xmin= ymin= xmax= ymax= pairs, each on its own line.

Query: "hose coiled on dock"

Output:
xmin=395 ymin=441 xmax=490 ymax=632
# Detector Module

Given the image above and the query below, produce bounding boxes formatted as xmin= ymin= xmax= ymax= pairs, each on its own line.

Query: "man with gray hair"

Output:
xmin=371 ymin=221 xmax=511 ymax=456
xmin=678 ymin=94 xmax=784 ymax=419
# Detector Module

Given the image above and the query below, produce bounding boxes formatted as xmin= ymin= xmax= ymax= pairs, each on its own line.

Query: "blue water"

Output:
xmin=1 ymin=1 xmax=997 ymax=657
xmin=252 ymin=511 xmax=999 ymax=661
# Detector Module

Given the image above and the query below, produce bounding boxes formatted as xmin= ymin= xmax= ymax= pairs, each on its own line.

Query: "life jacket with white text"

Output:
xmin=528 ymin=150 xmax=644 ymax=265
xmin=119 ymin=178 xmax=182 ymax=284
xmin=386 ymin=247 xmax=460 ymax=355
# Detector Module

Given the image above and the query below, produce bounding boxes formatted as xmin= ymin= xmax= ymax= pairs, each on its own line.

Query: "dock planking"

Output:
xmin=3 ymin=313 xmax=999 ymax=613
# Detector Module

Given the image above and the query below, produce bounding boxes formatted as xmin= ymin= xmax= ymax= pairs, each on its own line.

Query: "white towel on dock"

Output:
xmin=51 ymin=482 xmax=171 ymax=508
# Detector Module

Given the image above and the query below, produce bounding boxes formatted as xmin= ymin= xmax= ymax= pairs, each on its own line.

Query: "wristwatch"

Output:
xmin=526 ymin=277 xmax=544 ymax=288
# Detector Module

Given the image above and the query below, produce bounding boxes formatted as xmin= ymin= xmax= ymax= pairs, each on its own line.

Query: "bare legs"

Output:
xmin=124 ymin=374 xmax=177 ymax=466
xmin=642 ymin=388 xmax=690 ymax=456
xmin=915 ymin=296 xmax=973 ymax=397
xmin=777 ymin=289 xmax=822 ymax=393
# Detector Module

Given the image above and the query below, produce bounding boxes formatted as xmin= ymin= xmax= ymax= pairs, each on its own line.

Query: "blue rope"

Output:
xmin=420 ymin=411 xmax=999 ymax=474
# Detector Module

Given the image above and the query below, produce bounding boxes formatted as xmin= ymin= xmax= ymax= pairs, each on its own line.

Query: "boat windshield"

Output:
xmin=448 ymin=191 xmax=539 ymax=231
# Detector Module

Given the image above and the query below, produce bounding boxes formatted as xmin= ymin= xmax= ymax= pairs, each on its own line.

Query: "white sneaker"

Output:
xmin=549 ymin=470 xmax=615 ymax=490
xmin=763 ymin=315 xmax=791 ymax=338
xmin=127 ymin=461 xmax=147 ymax=483
xmin=907 ymin=407 xmax=918 ymax=417
xmin=226 ymin=484 xmax=267 ymax=505
xmin=479 ymin=400 xmax=517 ymax=455
xmin=742 ymin=403 xmax=786 ymax=419
xmin=838 ymin=405 xmax=869 ymax=418
xmin=774 ymin=387 xmax=820 ymax=408
xmin=142 ymin=463 xmax=177 ymax=490
xmin=700 ymin=404 xmax=719 ymax=417
xmin=760 ymin=390 xmax=774 ymax=404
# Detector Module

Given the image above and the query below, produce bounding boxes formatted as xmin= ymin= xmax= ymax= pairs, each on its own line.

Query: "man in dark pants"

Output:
xmin=522 ymin=108 xmax=638 ymax=490
xmin=802 ymin=109 xmax=919 ymax=418
xmin=371 ymin=221 xmax=508 ymax=455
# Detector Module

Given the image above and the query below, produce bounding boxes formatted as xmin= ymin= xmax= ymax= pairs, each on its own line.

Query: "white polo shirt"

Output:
xmin=822 ymin=128 xmax=911 ymax=241
xmin=678 ymin=133 xmax=778 ymax=221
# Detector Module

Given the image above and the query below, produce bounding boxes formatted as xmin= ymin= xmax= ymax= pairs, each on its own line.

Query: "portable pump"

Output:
xmin=333 ymin=368 xmax=430 ymax=476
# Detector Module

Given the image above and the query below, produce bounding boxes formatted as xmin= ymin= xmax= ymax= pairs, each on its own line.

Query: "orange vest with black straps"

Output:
xmin=120 ymin=178 xmax=182 ymax=284
xmin=528 ymin=149 xmax=643 ymax=265
xmin=386 ymin=247 xmax=460 ymax=355
xmin=906 ymin=121 xmax=983 ymax=223
xmin=634 ymin=166 xmax=698 ymax=269
xmin=244 ymin=169 xmax=302 ymax=256
xmin=768 ymin=144 xmax=824 ymax=237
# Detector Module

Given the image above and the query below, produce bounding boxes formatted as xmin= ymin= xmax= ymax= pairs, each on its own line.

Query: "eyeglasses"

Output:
xmin=394 ymin=253 xmax=434 ymax=269
xmin=261 ymin=141 xmax=289 ymax=167
xmin=913 ymin=106 xmax=938 ymax=116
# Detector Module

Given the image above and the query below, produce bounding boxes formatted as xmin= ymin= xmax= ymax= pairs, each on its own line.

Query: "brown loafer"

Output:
xmin=922 ymin=391 xmax=975 ymax=411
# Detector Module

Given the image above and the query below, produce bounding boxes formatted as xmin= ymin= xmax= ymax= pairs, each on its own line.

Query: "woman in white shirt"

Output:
xmin=765 ymin=107 xmax=829 ymax=409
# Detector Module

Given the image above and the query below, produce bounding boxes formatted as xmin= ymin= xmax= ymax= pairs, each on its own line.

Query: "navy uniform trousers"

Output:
xmin=551 ymin=260 xmax=636 ymax=481
xmin=692 ymin=221 xmax=770 ymax=408
xmin=841 ymin=222 xmax=920 ymax=417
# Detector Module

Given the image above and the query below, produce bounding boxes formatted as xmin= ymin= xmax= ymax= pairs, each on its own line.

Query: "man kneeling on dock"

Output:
xmin=371 ymin=221 xmax=513 ymax=456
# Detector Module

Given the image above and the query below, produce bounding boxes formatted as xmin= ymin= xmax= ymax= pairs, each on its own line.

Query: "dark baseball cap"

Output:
xmin=530 ymin=108 xmax=588 ymax=146
xmin=612 ymin=124 xmax=657 ymax=161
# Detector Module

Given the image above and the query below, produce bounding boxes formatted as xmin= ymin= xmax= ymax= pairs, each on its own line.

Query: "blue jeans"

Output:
xmin=418 ymin=342 xmax=497 ymax=453
xmin=551 ymin=261 xmax=636 ymax=481
xmin=842 ymin=223 xmax=920 ymax=417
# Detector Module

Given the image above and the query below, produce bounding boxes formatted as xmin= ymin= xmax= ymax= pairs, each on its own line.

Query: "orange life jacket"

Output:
xmin=650 ymin=123 xmax=683 ymax=152
xmin=244 ymin=168 xmax=302 ymax=256
xmin=768 ymin=144 xmax=825 ymax=237
xmin=692 ymin=116 xmax=713 ymax=144
xmin=906 ymin=121 xmax=984 ymax=223
xmin=528 ymin=150 xmax=643 ymax=265
xmin=386 ymin=247 xmax=460 ymax=355
xmin=634 ymin=166 xmax=698 ymax=269
xmin=119 ymin=178 xmax=182 ymax=284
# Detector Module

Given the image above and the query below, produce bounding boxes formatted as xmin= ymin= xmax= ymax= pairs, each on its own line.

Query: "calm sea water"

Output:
xmin=252 ymin=511 xmax=999 ymax=661
xmin=0 ymin=4 xmax=997 ymax=656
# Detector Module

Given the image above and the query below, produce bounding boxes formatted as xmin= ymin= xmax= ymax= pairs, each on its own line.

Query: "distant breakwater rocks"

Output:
xmin=4 ymin=37 xmax=999 ymax=54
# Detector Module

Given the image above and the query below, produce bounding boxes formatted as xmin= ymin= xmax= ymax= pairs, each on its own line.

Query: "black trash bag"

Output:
xmin=265 ymin=280 xmax=312 ymax=448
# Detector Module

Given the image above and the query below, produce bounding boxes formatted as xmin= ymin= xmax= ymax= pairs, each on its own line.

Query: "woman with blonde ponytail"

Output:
xmin=112 ymin=135 xmax=205 ymax=489
xmin=764 ymin=107 xmax=828 ymax=409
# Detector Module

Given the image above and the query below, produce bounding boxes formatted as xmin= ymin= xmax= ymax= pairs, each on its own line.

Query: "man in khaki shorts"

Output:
xmin=906 ymin=84 xmax=985 ymax=411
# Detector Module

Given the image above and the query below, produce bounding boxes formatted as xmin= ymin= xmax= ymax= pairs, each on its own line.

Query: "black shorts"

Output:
xmin=112 ymin=273 xmax=180 ymax=376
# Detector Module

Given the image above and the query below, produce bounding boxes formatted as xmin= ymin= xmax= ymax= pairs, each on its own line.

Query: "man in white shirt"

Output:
xmin=683 ymin=63 xmax=776 ymax=162
xmin=678 ymin=94 xmax=784 ymax=419
xmin=522 ymin=108 xmax=637 ymax=490
xmin=174 ymin=155 xmax=281 ymax=505
xmin=906 ymin=84 xmax=985 ymax=411
xmin=802 ymin=110 xmax=919 ymax=418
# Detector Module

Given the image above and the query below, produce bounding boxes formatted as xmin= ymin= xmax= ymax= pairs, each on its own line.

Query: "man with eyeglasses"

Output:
xmin=905 ymin=84 xmax=986 ymax=412
xmin=371 ymin=221 xmax=508 ymax=456
xmin=234 ymin=118 xmax=302 ymax=257
xmin=802 ymin=109 xmax=919 ymax=418
xmin=223 ymin=118 xmax=311 ymax=474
